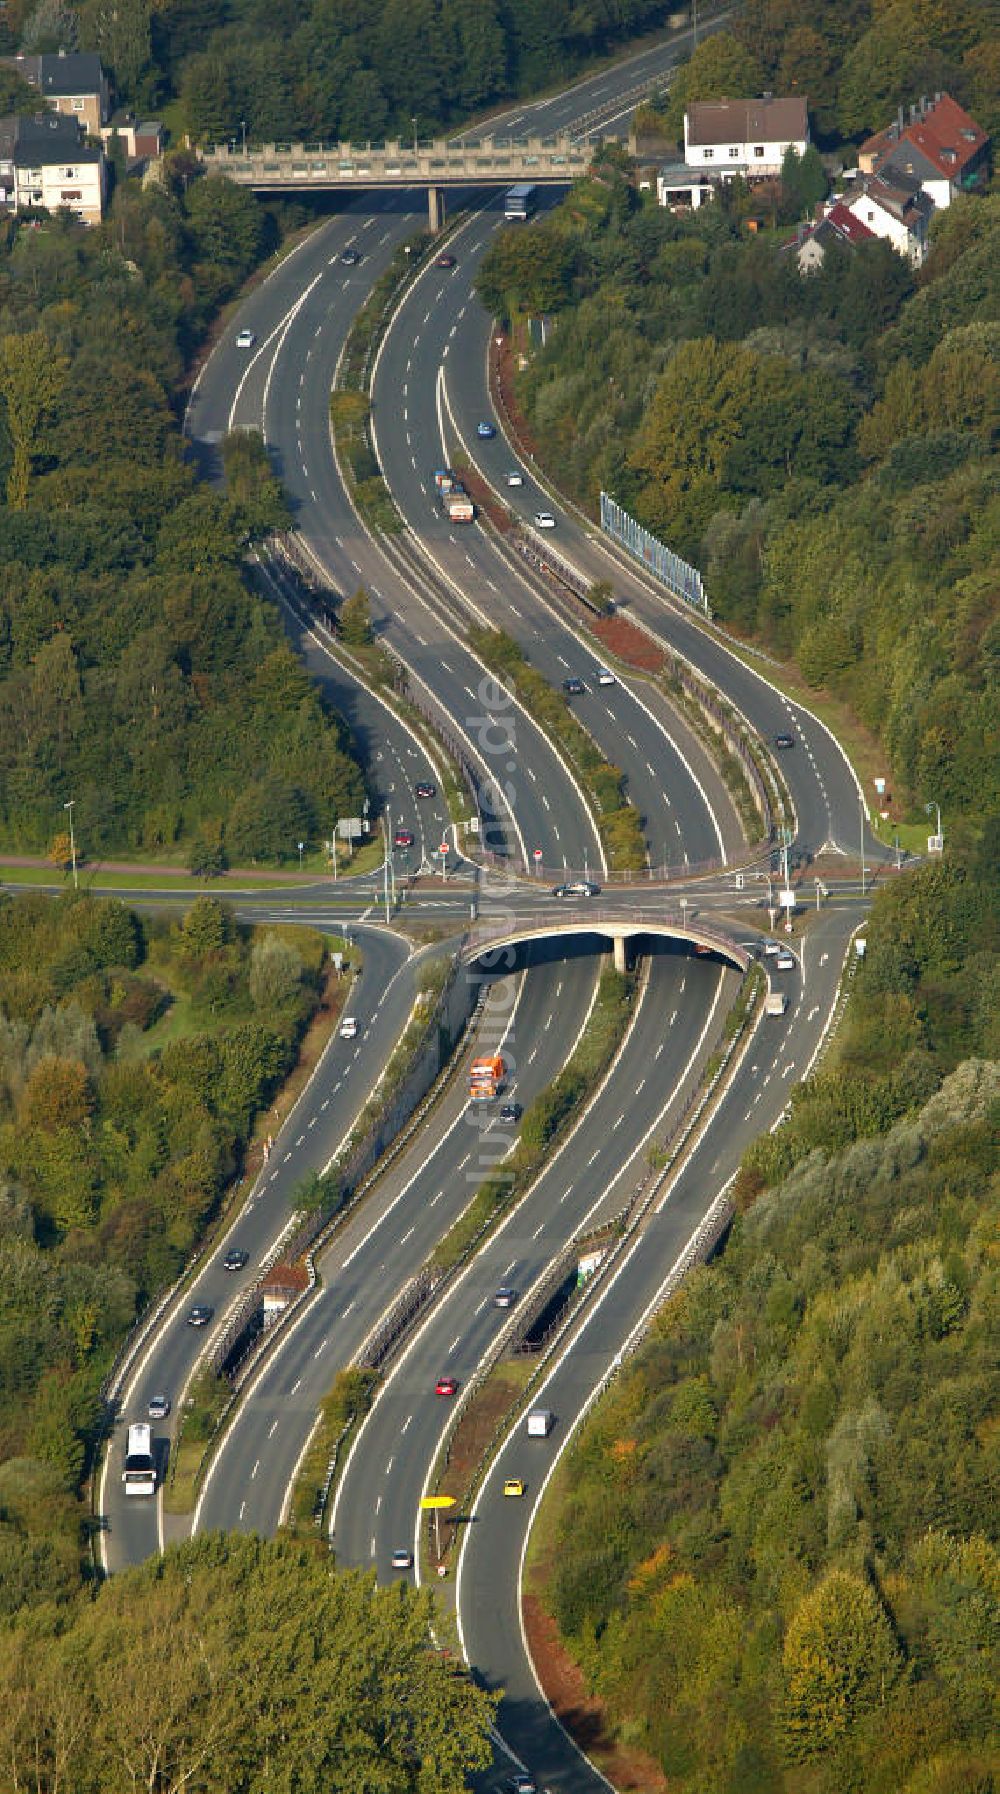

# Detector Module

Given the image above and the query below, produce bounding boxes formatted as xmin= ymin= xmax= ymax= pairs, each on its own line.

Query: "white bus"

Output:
xmin=504 ymin=182 xmax=537 ymax=222
xmin=122 ymin=1422 xmax=156 ymax=1497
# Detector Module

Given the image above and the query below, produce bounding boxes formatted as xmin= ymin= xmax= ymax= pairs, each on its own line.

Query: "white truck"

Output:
xmin=526 ymin=1408 xmax=554 ymax=1438
xmin=765 ymin=992 xmax=788 ymax=1017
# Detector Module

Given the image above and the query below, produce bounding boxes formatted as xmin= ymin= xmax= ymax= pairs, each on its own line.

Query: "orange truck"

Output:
xmin=469 ymin=1053 xmax=505 ymax=1100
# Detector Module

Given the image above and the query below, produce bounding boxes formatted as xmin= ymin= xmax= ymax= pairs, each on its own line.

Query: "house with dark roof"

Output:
xmin=860 ymin=92 xmax=989 ymax=210
xmin=0 ymin=111 xmax=106 ymax=224
xmin=3 ymin=50 xmax=109 ymax=134
xmin=684 ymin=96 xmax=809 ymax=180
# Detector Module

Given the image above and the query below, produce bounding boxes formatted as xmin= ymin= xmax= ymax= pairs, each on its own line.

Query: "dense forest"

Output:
xmin=478 ymin=95 xmax=999 ymax=819
xmin=0 ymin=0 xmax=687 ymax=143
xmin=0 ymin=890 xmax=328 ymax=1601
xmin=541 ymin=833 xmax=1000 ymax=1793
xmin=0 ymin=168 xmax=367 ymax=861
xmin=0 ymin=1532 xmax=496 ymax=1790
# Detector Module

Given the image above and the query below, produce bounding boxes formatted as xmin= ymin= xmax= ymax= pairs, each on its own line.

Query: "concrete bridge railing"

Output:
xmin=462 ymin=909 xmax=752 ymax=975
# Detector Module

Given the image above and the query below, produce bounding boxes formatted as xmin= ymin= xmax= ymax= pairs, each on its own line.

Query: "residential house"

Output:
xmin=654 ymin=162 xmax=714 ymax=210
xmin=860 ymin=92 xmax=989 ymax=210
xmin=791 ymin=201 xmax=876 ymax=272
xmin=840 ymin=167 xmax=933 ymax=266
xmin=100 ymin=114 xmax=165 ymax=164
xmin=683 ymin=96 xmax=809 ymax=180
xmin=3 ymin=50 xmax=109 ymax=134
xmin=0 ymin=112 xmax=106 ymax=224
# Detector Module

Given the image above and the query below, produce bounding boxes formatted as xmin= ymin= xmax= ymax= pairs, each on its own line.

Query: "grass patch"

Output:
xmin=163 ymin=1367 xmax=230 ymax=1514
xmin=285 ymin=1366 xmax=378 ymax=1534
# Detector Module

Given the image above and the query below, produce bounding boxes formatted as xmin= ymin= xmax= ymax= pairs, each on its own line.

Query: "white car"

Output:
xmin=596 ymin=667 xmax=615 ymax=686
xmin=339 ymin=1016 xmax=358 ymax=1039
xmin=533 ymin=511 xmax=556 ymax=529
xmin=506 ymin=470 xmax=524 ymax=487
xmin=236 ymin=328 xmax=256 ymax=349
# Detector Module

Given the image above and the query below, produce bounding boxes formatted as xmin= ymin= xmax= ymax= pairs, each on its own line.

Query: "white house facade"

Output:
xmin=683 ymin=97 xmax=809 ymax=179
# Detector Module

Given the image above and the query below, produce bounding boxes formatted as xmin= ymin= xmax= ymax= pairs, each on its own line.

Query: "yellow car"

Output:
xmin=503 ymin=1477 xmax=525 ymax=1498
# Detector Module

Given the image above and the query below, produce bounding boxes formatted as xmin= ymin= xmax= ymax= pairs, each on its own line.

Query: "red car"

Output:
xmin=435 ymin=1376 xmax=459 ymax=1397
xmin=394 ymin=828 xmax=415 ymax=849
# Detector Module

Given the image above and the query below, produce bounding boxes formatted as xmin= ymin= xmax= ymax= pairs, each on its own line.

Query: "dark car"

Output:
xmin=223 ymin=1248 xmax=249 ymax=1272
xmin=774 ymin=732 xmax=796 ymax=749
xmin=476 ymin=421 xmax=496 ymax=439
xmin=562 ymin=676 xmax=585 ymax=695
xmin=506 ymin=1777 xmax=537 ymax=1794
xmin=340 ymin=247 xmax=361 ymax=265
xmin=552 ymin=880 xmax=600 ymax=898
xmin=186 ymin=1304 xmax=213 ymax=1327
xmin=435 ymin=253 xmax=456 ymax=269
xmin=414 ymin=781 xmax=436 ymax=799
xmin=493 ymin=1287 xmax=518 ymax=1309
xmin=394 ymin=828 xmax=415 ymax=848
xmin=498 ymin=1102 xmax=522 ymax=1123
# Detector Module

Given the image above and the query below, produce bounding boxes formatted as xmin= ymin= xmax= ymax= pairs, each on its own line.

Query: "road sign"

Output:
xmin=420 ymin=1495 xmax=456 ymax=1510
xmin=533 ymin=848 xmax=543 ymax=861
xmin=439 ymin=842 xmax=449 ymax=854
xmin=338 ymin=818 xmax=363 ymax=840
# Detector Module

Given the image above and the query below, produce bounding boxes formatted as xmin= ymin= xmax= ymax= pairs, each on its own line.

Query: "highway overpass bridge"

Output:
xmin=200 ymin=132 xmax=597 ymax=227
xmin=463 ymin=908 xmax=753 ymax=976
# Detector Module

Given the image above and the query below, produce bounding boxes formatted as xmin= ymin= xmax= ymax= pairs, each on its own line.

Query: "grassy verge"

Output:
xmin=468 ymin=627 xmax=646 ymax=872
xmin=284 ymin=1365 xmax=378 ymax=1534
xmin=432 ymin=966 xmax=633 ymax=1272
xmin=0 ymin=863 xmax=335 ymax=892
xmin=163 ymin=1368 xmax=230 ymax=1514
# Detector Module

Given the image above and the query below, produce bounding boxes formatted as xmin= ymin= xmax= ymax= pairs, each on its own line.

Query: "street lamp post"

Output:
xmin=925 ymin=801 xmax=943 ymax=850
xmin=298 ymin=840 xmax=304 ymax=872
xmin=859 ymin=795 xmax=867 ymax=897
xmin=64 ymin=799 xmax=78 ymax=890
xmin=240 ymin=118 xmax=247 ymax=156
xmin=411 ymin=116 xmax=418 ymax=155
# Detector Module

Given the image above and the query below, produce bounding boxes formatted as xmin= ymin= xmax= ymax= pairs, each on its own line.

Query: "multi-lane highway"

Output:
xmin=94 ymin=16 xmax=884 ymax=1792
xmin=192 ymin=941 xmax=601 ymax=1548
xmin=99 ymin=922 xmax=414 ymax=1571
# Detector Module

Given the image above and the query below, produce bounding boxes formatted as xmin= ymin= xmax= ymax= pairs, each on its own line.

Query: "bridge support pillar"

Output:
xmin=428 ymin=185 xmax=445 ymax=232
xmin=612 ymin=935 xmax=629 ymax=975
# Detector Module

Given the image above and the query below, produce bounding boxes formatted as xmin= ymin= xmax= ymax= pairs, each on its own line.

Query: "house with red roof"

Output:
xmin=792 ymin=201 xmax=876 ymax=272
xmin=859 ymin=92 xmax=989 ymax=210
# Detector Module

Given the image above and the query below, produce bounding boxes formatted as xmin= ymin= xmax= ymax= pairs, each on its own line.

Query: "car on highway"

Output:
xmin=775 ymin=951 xmax=796 ymax=970
xmin=533 ymin=510 xmax=556 ymax=528
xmin=493 ymin=1287 xmax=518 ymax=1308
xmin=596 ymin=667 xmax=615 ymax=686
xmin=236 ymin=328 xmax=256 ymax=349
xmin=414 ymin=781 xmax=436 ymax=799
xmin=506 ymin=470 xmax=523 ymax=487
xmin=498 ymin=1102 xmax=522 ymax=1123
xmin=774 ymin=732 xmax=796 ymax=749
xmin=340 ymin=1016 xmax=359 ymax=1040
xmin=503 ymin=1477 xmax=525 ymax=1498
xmin=562 ymin=676 xmax=585 ymax=695
xmin=435 ymin=253 xmax=456 ymax=269
xmin=394 ymin=828 xmax=415 ymax=848
xmin=223 ymin=1248 xmax=249 ymax=1272
xmin=435 ymin=1375 xmax=459 ymax=1397
xmin=552 ymin=880 xmax=600 ymax=898
xmin=476 ymin=421 xmax=496 ymax=439
xmin=147 ymin=1394 xmax=171 ymax=1420
xmin=340 ymin=247 xmax=361 ymax=265
xmin=390 ymin=1548 xmax=413 ymax=1569
xmin=506 ymin=1775 xmax=537 ymax=1794
xmin=186 ymin=1305 xmax=213 ymax=1327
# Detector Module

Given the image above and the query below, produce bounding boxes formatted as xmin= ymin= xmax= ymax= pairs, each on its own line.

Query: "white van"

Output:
xmin=527 ymin=1408 xmax=554 ymax=1438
